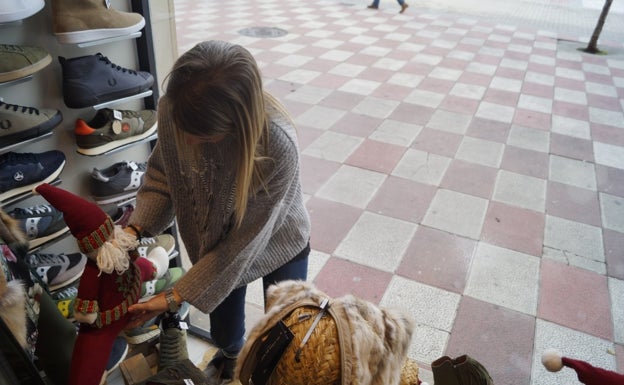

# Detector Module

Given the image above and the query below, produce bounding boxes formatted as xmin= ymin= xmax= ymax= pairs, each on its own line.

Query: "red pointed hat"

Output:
xmin=562 ymin=357 xmax=624 ymax=385
xmin=35 ymin=183 xmax=114 ymax=253
xmin=542 ymin=349 xmax=624 ymax=385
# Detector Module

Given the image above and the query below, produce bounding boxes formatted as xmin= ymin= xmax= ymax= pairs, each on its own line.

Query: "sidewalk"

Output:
xmin=167 ymin=0 xmax=624 ymax=384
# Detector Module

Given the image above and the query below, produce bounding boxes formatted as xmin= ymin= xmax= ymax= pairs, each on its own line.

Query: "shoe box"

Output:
xmin=119 ymin=350 xmax=159 ymax=385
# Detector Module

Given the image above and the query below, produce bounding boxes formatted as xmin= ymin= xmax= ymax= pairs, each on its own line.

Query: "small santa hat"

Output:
xmin=34 ymin=183 xmax=114 ymax=254
xmin=542 ymin=348 xmax=624 ymax=385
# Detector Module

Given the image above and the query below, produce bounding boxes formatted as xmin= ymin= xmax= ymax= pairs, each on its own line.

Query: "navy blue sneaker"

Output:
xmin=0 ymin=151 xmax=66 ymax=202
xmin=26 ymin=252 xmax=86 ymax=291
xmin=59 ymin=53 xmax=154 ymax=109
xmin=8 ymin=204 xmax=69 ymax=250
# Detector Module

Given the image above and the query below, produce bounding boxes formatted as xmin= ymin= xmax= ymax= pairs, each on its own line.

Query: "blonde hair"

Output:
xmin=164 ymin=40 xmax=292 ymax=229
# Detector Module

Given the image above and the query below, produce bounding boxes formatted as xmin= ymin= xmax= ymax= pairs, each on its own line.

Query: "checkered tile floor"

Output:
xmin=109 ymin=1 xmax=624 ymax=384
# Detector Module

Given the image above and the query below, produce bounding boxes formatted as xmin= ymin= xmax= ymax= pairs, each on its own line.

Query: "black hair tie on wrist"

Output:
xmin=127 ymin=224 xmax=142 ymax=242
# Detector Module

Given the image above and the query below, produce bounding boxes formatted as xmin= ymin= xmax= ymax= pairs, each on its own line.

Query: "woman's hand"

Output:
xmin=125 ymin=294 xmax=168 ymax=329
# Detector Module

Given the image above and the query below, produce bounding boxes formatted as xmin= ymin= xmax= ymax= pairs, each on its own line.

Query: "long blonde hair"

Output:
xmin=165 ymin=40 xmax=290 ymax=229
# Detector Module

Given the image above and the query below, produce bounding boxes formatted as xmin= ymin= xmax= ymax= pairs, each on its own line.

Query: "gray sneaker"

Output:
xmin=158 ymin=312 xmax=189 ymax=370
xmin=74 ymin=108 xmax=157 ymax=156
xmin=0 ymin=44 xmax=52 ymax=83
xmin=8 ymin=204 xmax=69 ymax=250
xmin=90 ymin=160 xmax=146 ymax=204
xmin=144 ymin=359 xmax=209 ymax=385
xmin=0 ymin=101 xmax=62 ymax=147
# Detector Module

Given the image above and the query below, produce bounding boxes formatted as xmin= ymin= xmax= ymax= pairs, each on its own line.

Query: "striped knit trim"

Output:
xmin=73 ymin=263 xmax=142 ymax=328
xmin=78 ymin=217 xmax=115 ymax=253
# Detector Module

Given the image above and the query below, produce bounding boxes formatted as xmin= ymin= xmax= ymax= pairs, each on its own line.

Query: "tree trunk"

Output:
xmin=584 ymin=0 xmax=613 ymax=54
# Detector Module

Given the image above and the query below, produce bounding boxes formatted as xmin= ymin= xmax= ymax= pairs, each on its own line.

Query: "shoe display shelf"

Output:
xmin=1 ymin=2 xmax=187 ymax=383
xmin=0 ymin=131 xmax=53 ymax=155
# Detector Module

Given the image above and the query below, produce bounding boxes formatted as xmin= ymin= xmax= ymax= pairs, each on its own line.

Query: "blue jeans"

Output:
xmin=370 ymin=0 xmax=405 ymax=6
xmin=209 ymin=243 xmax=310 ymax=356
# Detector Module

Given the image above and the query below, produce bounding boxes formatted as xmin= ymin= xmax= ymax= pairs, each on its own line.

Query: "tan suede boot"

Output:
xmin=51 ymin=0 xmax=145 ymax=44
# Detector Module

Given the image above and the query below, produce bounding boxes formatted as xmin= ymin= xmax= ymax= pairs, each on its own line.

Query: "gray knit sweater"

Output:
xmin=129 ymin=96 xmax=311 ymax=313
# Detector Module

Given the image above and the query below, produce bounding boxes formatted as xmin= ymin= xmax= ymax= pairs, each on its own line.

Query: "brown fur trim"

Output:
xmin=0 ymin=267 xmax=27 ymax=348
xmin=0 ymin=209 xmax=29 ymax=251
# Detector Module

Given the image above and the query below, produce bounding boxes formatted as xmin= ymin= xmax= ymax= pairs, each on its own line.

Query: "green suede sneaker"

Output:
xmin=74 ymin=108 xmax=157 ymax=156
xmin=0 ymin=44 xmax=52 ymax=83
xmin=0 ymin=101 xmax=62 ymax=147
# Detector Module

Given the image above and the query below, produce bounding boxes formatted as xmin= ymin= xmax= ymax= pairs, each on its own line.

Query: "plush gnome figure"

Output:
xmin=34 ymin=183 xmax=165 ymax=385
xmin=542 ymin=348 xmax=624 ymax=385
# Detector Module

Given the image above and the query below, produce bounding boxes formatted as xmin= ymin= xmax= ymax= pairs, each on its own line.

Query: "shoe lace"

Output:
xmin=13 ymin=205 xmax=53 ymax=216
xmin=54 ymin=285 xmax=78 ymax=300
xmin=0 ymin=44 xmax=25 ymax=53
xmin=0 ymin=152 xmax=39 ymax=165
xmin=159 ymin=328 xmax=185 ymax=366
xmin=96 ymin=53 xmax=138 ymax=75
xmin=27 ymin=253 xmax=64 ymax=266
xmin=0 ymin=101 xmax=40 ymax=116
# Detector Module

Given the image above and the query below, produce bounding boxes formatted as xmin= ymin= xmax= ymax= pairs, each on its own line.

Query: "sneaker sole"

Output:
xmin=55 ymin=19 xmax=146 ymax=45
xmin=0 ymin=1 xmax=44 ymax=23
xmin=48 ymin=269 xmax=82 ymax=291
xmin=0 ymin=53 xmax=52 ymax=83
xmin=28 ymin=226 xmax=70 ymax=251
xmin=0 ymin=110 xmax=62 ymax=147
xmin=77 ymin=122 xmax=157 ymax=156
xmin=124 ymin=327 xmax=161 ymax=345
xmin=92 ymin=190 xmax=139 ymax=205
xmin=0 ymin=159 xmax=65 ymax=202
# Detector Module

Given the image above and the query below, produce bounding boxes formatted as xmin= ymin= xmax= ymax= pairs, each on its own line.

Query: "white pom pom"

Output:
xmin=542 ymin=348 xmax=564 ymax=372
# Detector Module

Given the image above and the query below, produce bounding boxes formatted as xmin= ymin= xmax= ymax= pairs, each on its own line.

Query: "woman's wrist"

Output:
xmin=125 ymin=224 xmax=142 ymax=241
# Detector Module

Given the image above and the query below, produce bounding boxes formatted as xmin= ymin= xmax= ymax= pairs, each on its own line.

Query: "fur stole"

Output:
xmin=238 ymin=280 xmax=415 ymax=385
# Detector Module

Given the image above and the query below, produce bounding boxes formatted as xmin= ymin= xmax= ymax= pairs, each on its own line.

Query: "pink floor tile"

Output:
xmin=500 ymin=145 xmax=549 ymax=179
xmin=440 ymin=57 xmax=469 ymax=70
xmin=397 ymin=225 xmax=476 ymax=292
xmin=557 ymin=59 xmax=583 ymax=70
xmin=318 ymin=90 xmax=366 ymax=111
xmin=412 ymin=127 xmax=463 ymax=158
xmin=359 ymin=67 xmax=395 ymax=83
xmin=596 ymin=164 xmax=624 ymax=197
xmin=308 ymin=73 xmax=351 ymax=89
xmin=604 ymin=229 xmax=624 ymax=280
xmin=483 ymin=88 xmax=520 ymax=106
xmin=549 ymin=133 xmax=594 ymax=162
xmin=527 ymin=62 xmax=556 ymax=75
xmin=585 ymin=72 xmax=612 ymax=84
xmin=459 ymin=72 xmax=493 ymax=86
xmin=440 ymin=159 xmax=498 ymax=199
xmin=366 ymin=175 xmax=437 ymax=223
xmin=552 ymin=100 xmax=590 ymax=121
xmin=306 ymin=197 xmax=363 ymax=254
xmin=346 ymin=139 xmax=406 ymax=174
xmin=617 ymin=344 xmax=624 ymax=373
xmin=372 ymin=83 xmax=416 ymax=101
xmin=481 ymin=201 xmax=545 ymax=256
xmin=591 ymin=123 xmax=624 ymax=147
xmin=297 ymin=126 xmax=323 ymax=152
xmin=446 ymin=296 xmax=535 ymax=385
xmin=302 ymin=58 xmax=345 ymax=73
xmin=389 ymin=103 xmax=435 ymax=125
xmin=555 ymin=77 xmax=586 ymax=91
xmin=546 ymin=181 xmax=601 ymax=227
xmin=330 ymin=112 xmax=382 ymax=137
xmin=282 ymin=99 xmax=318 ymax=119
xmin=496 ymin=67 xmax=525 ymax=80
xmin=466 ymin=117 xmax=511 ymax=143
xmin=300 ymin=154 xmax=342 ymax=195
xmin=521 ymin=82 xmax=554 ymax=98
xmin=313 ymin=257 xmax=392 ymax=303
xmin=513 ymin=108 xmax=552 ymax=130
xmin=419 ymin=77 xmax=456 ymax=94
xmin=440 ymin=95 xmax=480 ymax=114
xmin=539 ymin=259 xmax=613 ymax=340
xmin=587 ymin=94 xmax=623 ymax=111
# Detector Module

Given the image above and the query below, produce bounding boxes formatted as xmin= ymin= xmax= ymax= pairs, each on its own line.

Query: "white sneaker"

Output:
xmin=0 ymin=0 xmax=44 ymax=23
